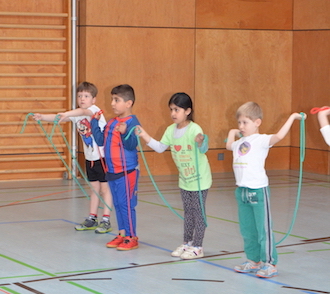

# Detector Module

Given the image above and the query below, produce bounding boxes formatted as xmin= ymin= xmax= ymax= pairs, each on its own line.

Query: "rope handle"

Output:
xmin=310 ymin=106 xmax=330 ymax=114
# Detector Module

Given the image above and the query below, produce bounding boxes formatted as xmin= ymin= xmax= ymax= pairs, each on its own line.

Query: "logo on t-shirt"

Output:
xmin=77 ymin=118 xmax=93 ymax=150
xmin=238 ymin=141 xmax=251 ymax=156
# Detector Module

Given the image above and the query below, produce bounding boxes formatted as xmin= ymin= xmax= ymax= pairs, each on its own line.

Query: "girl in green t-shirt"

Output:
xmin=136 ymin=92 xmax=212 ymax=259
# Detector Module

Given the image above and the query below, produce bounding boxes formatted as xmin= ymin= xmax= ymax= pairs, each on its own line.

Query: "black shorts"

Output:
xmin=85 ymin=159 xmax=107 ymax=182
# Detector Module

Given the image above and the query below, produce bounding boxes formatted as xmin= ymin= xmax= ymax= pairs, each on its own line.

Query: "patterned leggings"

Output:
xmin=181 ymin=188 xmax=208 ymax=247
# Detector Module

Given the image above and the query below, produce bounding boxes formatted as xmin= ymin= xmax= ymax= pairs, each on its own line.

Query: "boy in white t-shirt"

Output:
xmin=226 ymin=101 xmax=305 ymax=278
xmin=33 ymin=81 xmax=113 ymax=233
xmin=317 ymin=107 xmax=330 ymax=146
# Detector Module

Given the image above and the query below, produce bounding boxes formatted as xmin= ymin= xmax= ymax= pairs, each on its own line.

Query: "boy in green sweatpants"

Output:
xmin=226 ymin=101 xmax=305 ymax=278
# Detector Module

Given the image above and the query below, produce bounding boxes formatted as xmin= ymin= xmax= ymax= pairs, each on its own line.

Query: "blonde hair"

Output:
xmin=236 ymin=101 xmax=263 ymax=121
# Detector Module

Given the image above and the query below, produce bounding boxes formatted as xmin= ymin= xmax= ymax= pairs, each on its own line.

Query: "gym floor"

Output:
xmin=0 ymin=170 xmax=329 ymax=294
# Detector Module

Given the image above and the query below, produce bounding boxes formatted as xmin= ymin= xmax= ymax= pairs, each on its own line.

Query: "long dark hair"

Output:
xmin=168 ymin=92 xmax=194 ymax=121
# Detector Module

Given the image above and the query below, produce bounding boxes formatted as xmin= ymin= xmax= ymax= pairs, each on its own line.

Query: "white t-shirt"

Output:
xmin=320 ymin=125 xmax=330 ymax=146
xmin=69 ymin=105 xmax=106 ymax=161
xmin=231 ymin=133 xmax=272 ymax=189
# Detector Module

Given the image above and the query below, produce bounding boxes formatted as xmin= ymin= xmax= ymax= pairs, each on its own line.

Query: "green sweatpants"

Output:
xmin=235 ymin=186 xmax=278 ymax=265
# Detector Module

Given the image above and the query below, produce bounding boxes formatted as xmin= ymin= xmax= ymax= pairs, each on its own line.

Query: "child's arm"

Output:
xmin=317 ymin=108 xmax=330 ymax=128
xmin=90 ymin=117 xmax=104 ymax=146
xmin=57 ymin=108 xmax=94 ymax=123
xmin=33 ymin=113 xmax=57 ymax=122
xmin=226 ymin=129 xmax=241 ymax=150
xmin=135 ymin=125 xmax=168 ymax=153
xmin=269 ymin=113 xmax=306 ymax=146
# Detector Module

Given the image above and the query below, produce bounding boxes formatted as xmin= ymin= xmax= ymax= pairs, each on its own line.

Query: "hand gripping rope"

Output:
xmin=125 ymin=127 xmax=208 ymax=226
xmin=20 ymin=113 xmax=112 ymax=212
xmin=276 ymin=112 xmax=306 ymax=245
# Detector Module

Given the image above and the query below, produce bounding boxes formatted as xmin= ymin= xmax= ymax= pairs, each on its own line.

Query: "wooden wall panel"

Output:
xmin=79 ymin=27 xmax=195 ymax=141
xmin=0 ymin=0 xmax=71 ymax=181
xmin=292 ymin=31 xmax=330 ymax=150
xmin=293 ymin=0 xmax=330 ymax=30
xmin=195 ymin=29 xmax=293 ymax=149
xmin=196 ymin=0 xmax=293 ymax=29
xmin=79 ymin=0 xmax=195 ymax=27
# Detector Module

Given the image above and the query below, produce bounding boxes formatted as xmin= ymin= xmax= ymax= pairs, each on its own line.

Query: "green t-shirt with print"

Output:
xmin=160 ymin=122 xmax=212 ymax=191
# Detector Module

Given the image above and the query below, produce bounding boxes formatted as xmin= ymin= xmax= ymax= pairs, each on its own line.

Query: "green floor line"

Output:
xmin=65 ymin=282 xmax=103 ymax=294
xmin=0 ymin=274 xmax=44 ymax=280
xmin=278 ymin=252 xmax=294 ymax=255
xmin=0 ymin=254 xmax=55 ymax=277
xmin=0 ymin=254 xmax=108 ymax=294
xmin=206 ymin=256 xmax=241 ymax=262
xmin=0 ymin=286 xmax=21 ymax=294
xmin=56 ymin=268 xmax=115 ymax=275
xmin=307 ymin=248 xmax=330 ymax=252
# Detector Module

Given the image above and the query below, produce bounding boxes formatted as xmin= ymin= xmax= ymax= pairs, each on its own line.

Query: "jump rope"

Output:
xmin=20 ymin=113 xmax=112 ymax=212
xmin=124 ymin=126 xmax=209 ymax=227
xmin=21 ymin=110 xmax=313 ymax=242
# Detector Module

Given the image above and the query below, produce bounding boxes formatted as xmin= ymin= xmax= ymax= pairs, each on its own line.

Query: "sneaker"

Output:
xmin=171 ymin=244 xmax=190 ymax=257
xmin=95 ymin=220 xmax=112 ymax=234
xmin=234 ymin=260 xmax=262 ymax=273
xmin=117 ymin=236 xmax=139 ymax=251
xmin=256 ymin=263 xmax=278 ymax=278
xmin=74 ymin=218 xmax=98 ymax=231
xmin=106 ymin=235 xmax=124 ymax=248
xmin=180 ymin=247 xmax=204 ymax=260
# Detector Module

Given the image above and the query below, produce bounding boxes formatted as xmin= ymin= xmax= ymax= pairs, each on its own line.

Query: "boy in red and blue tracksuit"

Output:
xmin=91 ymin=84 xmax=140 ymax=250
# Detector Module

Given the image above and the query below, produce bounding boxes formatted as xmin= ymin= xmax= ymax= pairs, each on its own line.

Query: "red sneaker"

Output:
xmin=117 ymin=236 xmax=139 ymax=251
xmin=106 ymin=235 xmax=124 ymax=248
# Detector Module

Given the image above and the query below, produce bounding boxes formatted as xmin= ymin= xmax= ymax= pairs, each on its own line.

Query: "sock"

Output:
xmin=88 ymin=214 xmax=97 ymax=220
xmin=187 ymin=241 xmax=193 ymax=246
xmin=102 ymin=215 xmax=110 ymax=222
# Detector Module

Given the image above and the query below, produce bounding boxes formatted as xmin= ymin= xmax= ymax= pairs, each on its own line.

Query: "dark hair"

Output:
xmin=111 ymin=84 xmax=135 ymax=105
xmin=168 ymin=92 xmax=194 ymax=121
xmin=76 ymin=81 xmax=98 ymax=97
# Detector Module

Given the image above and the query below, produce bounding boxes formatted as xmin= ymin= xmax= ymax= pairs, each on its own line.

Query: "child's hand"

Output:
xmin=134 ymin=125 xmax=151 ymax=143
xmin=292 ymin=112 xmax=307 ymax=120
xmin=135 ymin=125 xmax=144 ymax=136
xmin=33 ymin=113 xmax=42 ymax=121
xmin=195 ymin=133 xmax=204 ymax=147
xmin=318 ymin=107 xmax=330 ymax=116
xmin=115 ymin=122 xmax=127 ymax=134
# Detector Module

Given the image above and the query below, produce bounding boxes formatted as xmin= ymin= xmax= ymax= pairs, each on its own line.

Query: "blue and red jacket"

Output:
xmin=91 ymin=115 xmax=140 ymax=175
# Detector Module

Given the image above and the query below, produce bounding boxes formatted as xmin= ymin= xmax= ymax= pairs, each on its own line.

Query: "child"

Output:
xmin=317 ymin=107 xmax=330 ymax=146
xmin=33 ymin=81 xmax=113 ymax=234
xmin=136 ymin=92 xmax=212 ymax=259
xmin=91 ymin=84 xmax=140 ymax=250
xmin=226 ymin=101 xmax=305 ymax=278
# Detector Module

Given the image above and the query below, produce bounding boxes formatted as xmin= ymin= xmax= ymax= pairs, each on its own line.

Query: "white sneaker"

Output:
xmin=180 ymin=247 xmax=204 ymax=260
xmin=171 ymin=244 xmax=190 ymax=257
xmin=256 ymin=263 xmax=278 ymax=278
xmin=234 ymin=260 xmax=262 ymax=273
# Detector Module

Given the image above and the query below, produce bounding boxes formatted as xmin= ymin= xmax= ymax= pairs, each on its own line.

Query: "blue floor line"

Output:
xmin=0 ymin=218 xmax=321 ymax=294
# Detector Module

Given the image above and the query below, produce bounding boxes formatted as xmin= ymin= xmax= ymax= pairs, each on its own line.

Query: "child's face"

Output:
xmin=77 ymin=91 xmax=95 ymax=109
xmin=237 ymin=115 xmax=261 ymax=137
xmin=111 ymin=94 xmax=132 ymax=117
xmin=169 ymin=103 xmax=191 ymax=128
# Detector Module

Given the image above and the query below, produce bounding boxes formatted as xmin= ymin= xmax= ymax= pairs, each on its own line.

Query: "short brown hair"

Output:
xmin=76 ymin=81 xmax=98 ymax=98
xmin=236 ymin=101 xmax=263 ymax=121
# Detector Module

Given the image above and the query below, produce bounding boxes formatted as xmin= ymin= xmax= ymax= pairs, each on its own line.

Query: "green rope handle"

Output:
xmin=275 ymin=112 xmax=306 ymax=245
